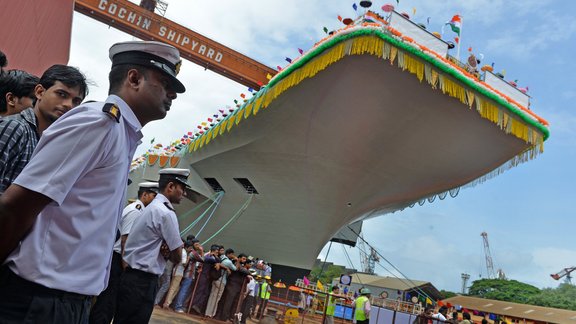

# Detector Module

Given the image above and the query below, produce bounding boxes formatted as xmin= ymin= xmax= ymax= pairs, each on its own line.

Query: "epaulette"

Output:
xmin=163 ymin=202 xmax=175 ymax=212
xmin=135 ymin=204 xmax=142 ymax=210
xmin=102 ymin=103 xmax=121 ymax=123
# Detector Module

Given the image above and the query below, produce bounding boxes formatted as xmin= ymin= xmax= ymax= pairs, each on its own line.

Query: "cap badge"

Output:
xmin=175 ymin=60 xmax=182 ymax=76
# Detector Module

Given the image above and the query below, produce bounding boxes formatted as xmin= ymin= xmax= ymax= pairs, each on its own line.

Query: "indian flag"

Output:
xmin=446 ymin=15 xmax=461 ymax=35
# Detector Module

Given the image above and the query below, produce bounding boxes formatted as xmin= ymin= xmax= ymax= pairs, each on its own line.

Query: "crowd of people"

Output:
xmin=416 ymin=305 xmax=484 ymax=324
xmin=0 ymin=44 xmax=280 ymax=324
xmin=0 ymin=41 xmax=194 ymax=324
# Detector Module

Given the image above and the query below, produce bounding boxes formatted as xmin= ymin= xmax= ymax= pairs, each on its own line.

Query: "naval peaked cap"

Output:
xmin=109 ymin=41 xmax=186 ymax=93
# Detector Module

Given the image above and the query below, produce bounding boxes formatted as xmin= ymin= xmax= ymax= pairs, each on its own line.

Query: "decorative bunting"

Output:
xmin=131 ymin=26 xmax=548 ymax=173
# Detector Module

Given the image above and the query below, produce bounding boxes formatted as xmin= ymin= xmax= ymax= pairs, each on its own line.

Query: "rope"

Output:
xmin=316 ymin=241 xmax=333 ymax=285
xmin=341 ymin=245 xmax=363 ymax=286
xmin=195 ymin=192 xmax=225 ymax=237
xmin=201 ymin=194 xmax=254 ymax=245
xmin=179 ymin=192 xmax=224 ymax=236
xmin=347 ymin=226 xmax=436 ymax=303
xmin=177 ymin=191 xmax=220 ymax=220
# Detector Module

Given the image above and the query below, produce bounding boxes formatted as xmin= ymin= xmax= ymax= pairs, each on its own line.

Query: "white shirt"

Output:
xmin=246 ymin=277 xmax=257 ymax=297
xmin=7 ymin=95 xmax=142 ymax=296
xmin=123 ymin=194 xmax=183 ymax=275
xmin=174 ymin=248 xmax=188 ymax=276
xmin=113 ymin=199 xmax=145 ymax=254
xmin=432 ymin=313 xmax=447 ymax=321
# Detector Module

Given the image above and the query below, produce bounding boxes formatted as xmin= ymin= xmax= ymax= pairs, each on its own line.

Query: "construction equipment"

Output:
xmin=74 ymin=0 xmax=277 ymax=90
xmin=551 ymin=267 xmax=576 ymax=284
xmin=481 ymin=232 xmax=506 ymax=280
xmin=461 ymin=273 xmax=470 ymax=294
xmin=358 ymin=234 xmax=379 ymax=274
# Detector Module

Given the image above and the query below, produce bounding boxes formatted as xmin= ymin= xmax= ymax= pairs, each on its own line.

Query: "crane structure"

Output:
xmin=481 ymin=232 xmax=506 ymax=280
xmin=74 ymin=0 xmax=277 ymax=90
xmin=551 ymin=267 xmax=576 ymax=284
xmin=358 ymin=234 xmax=379 ymax=275
xmin=461 ymin=273 xmax=470 ymax=294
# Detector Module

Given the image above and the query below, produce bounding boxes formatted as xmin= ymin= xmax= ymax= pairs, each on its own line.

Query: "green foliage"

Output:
xmin=468 ymin=279 xmax=540 ymax=303
xmin=468 ymin=279 xmax=576 ymax=311
xmin=527 ymin=284 xmax=576 ymax=311
xmin=308 ymin=265 xmax=345 ymax=285
xmin=440 ymin=290 xmax=458 ymax=299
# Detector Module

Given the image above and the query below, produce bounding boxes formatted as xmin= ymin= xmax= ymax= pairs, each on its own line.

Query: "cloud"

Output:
xmin=485 ymin=9 xmax=576 ymax=59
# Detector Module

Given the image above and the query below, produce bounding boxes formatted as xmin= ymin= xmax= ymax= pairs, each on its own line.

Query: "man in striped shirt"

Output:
xmin=0 ymin=64 xmax=87 ymax=194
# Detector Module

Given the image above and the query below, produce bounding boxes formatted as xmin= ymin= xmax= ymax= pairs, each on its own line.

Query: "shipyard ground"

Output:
xmin=150 ymin=306 xmax=324 ymax=324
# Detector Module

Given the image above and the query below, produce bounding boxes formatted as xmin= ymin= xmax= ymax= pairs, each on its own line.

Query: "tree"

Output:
xmin=440 ymin=290 xmax=458 ymax=299
xmin=468 ymin=279 xmax=576 ymax=311
xmin=527 ymin=284 xmax=576 ymax=311
xmin=467 ymin=279 xmax=540 ymax=303
xmin=308 ymin=265 xmax=345 ymax=285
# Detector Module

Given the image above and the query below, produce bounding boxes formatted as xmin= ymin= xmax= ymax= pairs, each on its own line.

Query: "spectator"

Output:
xmin=0 ymin=64 xmax=86 ymax=195
xmin=0 ymin=67 xmax=39 ymax=117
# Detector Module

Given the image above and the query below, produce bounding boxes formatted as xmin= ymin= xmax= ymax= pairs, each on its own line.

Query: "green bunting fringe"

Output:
xmin=185 ymin=28 xmax=547 ymax=161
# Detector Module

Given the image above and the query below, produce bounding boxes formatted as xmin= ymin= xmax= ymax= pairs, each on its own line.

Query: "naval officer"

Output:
xmin=0 ymin=40 xmax=186 ymax=323
xmin=89 ymin=182 xmax=159 ymax=324
xmin=115 ymin=168 xmax=191 ymax=323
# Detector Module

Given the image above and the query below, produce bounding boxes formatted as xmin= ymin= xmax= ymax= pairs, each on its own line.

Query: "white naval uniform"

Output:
xmin=113 ymin=199 xmax=145 ymax=254
xmin=123 ymin=193 xmax=183 ymax=275
xmin=6 ymin=95 xmax=143 ymax=296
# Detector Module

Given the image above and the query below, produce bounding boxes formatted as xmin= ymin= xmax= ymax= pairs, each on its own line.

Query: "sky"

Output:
xmin=66 ymin=0 xmax=576 ymax=293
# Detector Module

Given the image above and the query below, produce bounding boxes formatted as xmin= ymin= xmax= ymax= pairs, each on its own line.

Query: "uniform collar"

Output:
xmin=105 ymin=95 xmax=142 ymax=134
xmin=155 ymin=193 xmax=173 ymax=210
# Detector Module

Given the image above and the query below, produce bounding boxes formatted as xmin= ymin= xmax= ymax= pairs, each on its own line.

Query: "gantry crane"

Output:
xmin=551 ymin=267 xmax=576 ymax=284
xmin=74 ymin=0 xmax=277 ymax=89
xmin=358 ymin=234 xmax=379 ymax=274
xmin=481 ymin=232 xmax=506 ymax=280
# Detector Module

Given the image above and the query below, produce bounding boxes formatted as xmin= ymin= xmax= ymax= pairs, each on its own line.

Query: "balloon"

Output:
xmin=382 ymin=4 xmax=394 ymax=12
xmin=360 ymin=1 xmax=372 ymax=8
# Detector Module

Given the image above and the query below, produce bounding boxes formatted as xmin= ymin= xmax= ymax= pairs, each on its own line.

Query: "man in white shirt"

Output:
xmin=89 ymin=182 xmax=158 ymax=324
xmin=0 ymin=41 xmax=186 ymax=323
xmin=115 ymin=168 xmax=190 ymax=323
xmin=431 ymin=306 xmax=448 ymax=321
xmin=240 ymin=267 xmax=258 ymax=324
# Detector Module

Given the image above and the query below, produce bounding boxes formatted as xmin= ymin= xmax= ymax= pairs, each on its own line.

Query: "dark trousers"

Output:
xmin=240 ymin=295 xmax=254 ymax=323
xmin=114 ymin=268 xmax=158 ymax=324
xmin=89 ymin=252 xmax=123 ymax=324
xmin=256 ymin=298 xmax=269 ymax=318
xmin=0 ymin=265 xmax=91 ymax=324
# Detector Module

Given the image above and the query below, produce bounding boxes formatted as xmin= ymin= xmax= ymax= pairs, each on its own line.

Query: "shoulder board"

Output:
xmin=102 ymin=103 xmax=121 ymax=123
xmin=135 ymin=204 xmax=142 ymax=210
xmin=163 ymin=202 xmax=175 ymax=211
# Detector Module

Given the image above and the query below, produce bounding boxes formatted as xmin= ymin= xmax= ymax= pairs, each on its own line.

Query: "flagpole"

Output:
xmin=456 ymin=16 xmax=463 ymax=61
